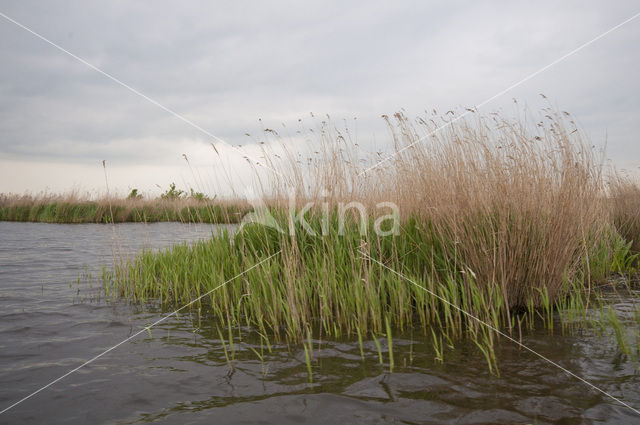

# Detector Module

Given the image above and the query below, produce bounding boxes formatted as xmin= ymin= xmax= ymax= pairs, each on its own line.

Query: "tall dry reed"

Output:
xmin=609 ymin=176 xmax=640 ymax=254
xmin=255 ymin=108 xmax=608 ymax=308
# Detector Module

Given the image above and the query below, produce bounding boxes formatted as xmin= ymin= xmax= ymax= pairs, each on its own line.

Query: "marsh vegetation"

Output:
xmin=99 ymin=108 xmax=640 ymax=374
xmin=0 ymin=184 xmax=249 ymax=224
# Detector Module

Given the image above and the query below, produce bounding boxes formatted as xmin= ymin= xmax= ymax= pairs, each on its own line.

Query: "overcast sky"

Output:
xmin=0 ymin=1 xmax=639 ymax=196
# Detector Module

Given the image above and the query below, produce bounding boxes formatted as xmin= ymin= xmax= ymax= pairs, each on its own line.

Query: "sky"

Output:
xmin=0 ymin=1 xmax=639 ymax=197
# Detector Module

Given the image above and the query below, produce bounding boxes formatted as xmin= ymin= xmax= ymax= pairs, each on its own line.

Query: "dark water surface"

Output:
xmin=0 ymin=221 xmax=639 ymax=424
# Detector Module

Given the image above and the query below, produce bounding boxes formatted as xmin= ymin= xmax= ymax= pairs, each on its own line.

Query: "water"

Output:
xmin=0 ymin=221 xmax=639 ymax=424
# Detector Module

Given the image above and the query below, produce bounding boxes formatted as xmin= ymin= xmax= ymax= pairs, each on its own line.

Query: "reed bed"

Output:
xmin=0 ymin=193 xmax=250 ymax=224
xmin=609 ymin=175 xmax=640 ymax=254
xmin=104 ymin=108 xmax=639 ymax=368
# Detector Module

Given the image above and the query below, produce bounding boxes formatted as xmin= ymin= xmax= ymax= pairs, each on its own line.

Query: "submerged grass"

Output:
xmin=100 ymin=107 xmax=640 ymax=372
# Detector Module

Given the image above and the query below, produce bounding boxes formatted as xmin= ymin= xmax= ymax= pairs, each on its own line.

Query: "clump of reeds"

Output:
xmin=105 ymin=107 xmax=638 ymax=368
xmin=380 ymin=110 xmax=607 ymax=309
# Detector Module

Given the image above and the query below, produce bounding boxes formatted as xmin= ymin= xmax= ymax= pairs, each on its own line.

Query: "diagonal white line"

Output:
xmin=0 ymin=250 xmax=281 ymax=416
xmin=359 ymin=250 xmax=640 ymax=417
xmin=358 ymin=11 xmax=640 ymax=177
xmin=0 ymin=11 xmax=284 ymax=178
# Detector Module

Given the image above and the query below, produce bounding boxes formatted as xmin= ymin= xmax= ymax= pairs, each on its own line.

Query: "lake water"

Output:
xmin=0 ymin=221 xmax=639 ymax=424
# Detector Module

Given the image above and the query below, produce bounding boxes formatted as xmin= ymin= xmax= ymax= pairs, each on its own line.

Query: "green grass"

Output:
xmin=104 ymin=209 xmax=640 ymax=373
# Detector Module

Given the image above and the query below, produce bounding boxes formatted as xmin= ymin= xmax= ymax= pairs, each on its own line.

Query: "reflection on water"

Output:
xmin=0 ymin=221 xmax=639 ymax=424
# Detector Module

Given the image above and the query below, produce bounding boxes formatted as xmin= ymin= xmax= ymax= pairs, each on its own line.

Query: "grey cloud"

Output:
xmin=0 ymin=0 xmax=639 ymax=192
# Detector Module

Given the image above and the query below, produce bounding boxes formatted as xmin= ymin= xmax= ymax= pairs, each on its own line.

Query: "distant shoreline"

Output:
xmin=0 ymin=197 xmax=250 ymax=224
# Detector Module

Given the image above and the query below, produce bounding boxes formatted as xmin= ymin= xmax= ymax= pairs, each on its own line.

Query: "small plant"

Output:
xmin=610 ymin=237 xmax=639 ymax=274
xmin=189 ymin=188 xmax=210 ymax=201
xmin=127 ymin=188 xmax=143 ymax=200
xmin=160 ymin=183 xmax=185 ymax=200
